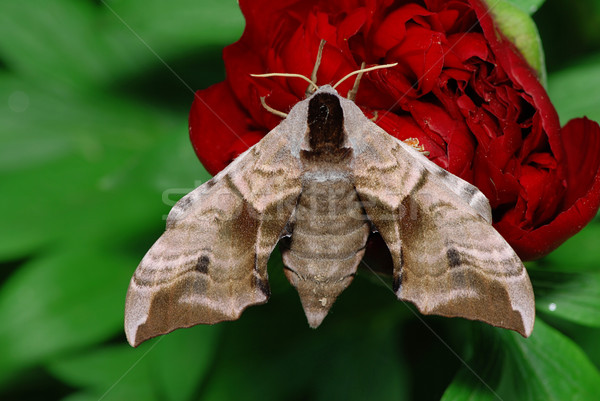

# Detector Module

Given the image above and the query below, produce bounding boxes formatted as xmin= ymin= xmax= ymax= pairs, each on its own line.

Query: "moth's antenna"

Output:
xmin=306 ymin=39 xmax=326 ymax=97
xmin=333 ymin=63 xmax=398 ymax=93
xmin=250 ymin=73 xmax=319 ymax=92
xmin=346 ymin=61 xmax=366 ymax=102
xmin=250 ymin=72 xmax=317 ymax=118
xmin=250 ymin=39 xmax=324 ymax=96
xmin=249 ymin=39 xmax=327 ymax=118
xmin=250 ymin=55 xmax=325 ymax=118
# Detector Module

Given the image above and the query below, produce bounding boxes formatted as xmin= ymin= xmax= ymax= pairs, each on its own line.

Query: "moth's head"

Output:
xmin=308 ymin=84 xmax=337 ymax=97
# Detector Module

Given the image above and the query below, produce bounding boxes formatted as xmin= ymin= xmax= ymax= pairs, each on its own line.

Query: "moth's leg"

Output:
xmin=403 ymin=137 xmax=430 ymax=156
xmin=259 ymin=96 xmax=288 ymax=118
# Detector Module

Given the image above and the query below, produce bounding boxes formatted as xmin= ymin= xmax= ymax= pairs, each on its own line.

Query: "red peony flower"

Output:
xmin=189 ymin=0 xmax=600 ymax=260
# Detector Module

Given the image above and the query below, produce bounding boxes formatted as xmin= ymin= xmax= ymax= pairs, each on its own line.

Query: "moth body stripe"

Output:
xmin=288 ymin=223 xmax=368 ymax=238
xmin=284 ymin=243 xmax=368 ymax=261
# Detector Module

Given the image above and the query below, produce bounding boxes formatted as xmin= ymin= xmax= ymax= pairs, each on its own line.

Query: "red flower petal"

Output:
xmin=371 ymin=3 xmax=432 ymax=58
xmin=496 ymin=118 xmax=600 ymax=259
xmin=189 ymin=82 xmax=265 ymax=176
xmin=470 ymin=0 xmax=563 ymax=158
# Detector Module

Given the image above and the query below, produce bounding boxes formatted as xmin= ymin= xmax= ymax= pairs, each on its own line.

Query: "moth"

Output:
xmin=125 ymin=52 xmax=535 ymax=347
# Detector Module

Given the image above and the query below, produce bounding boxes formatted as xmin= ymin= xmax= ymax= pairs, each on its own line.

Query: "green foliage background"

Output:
xmin=1 ymin=0 xmax=599 ymax=400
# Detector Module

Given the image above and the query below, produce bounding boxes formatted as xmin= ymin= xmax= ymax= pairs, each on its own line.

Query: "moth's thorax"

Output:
xmin=301 ymin=91 xmax=353 ymax=179
xmin=305 ymin=92 xmax=347 ymax=156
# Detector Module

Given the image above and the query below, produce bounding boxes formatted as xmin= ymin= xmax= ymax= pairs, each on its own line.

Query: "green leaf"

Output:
xmin=0 ymin=73 xmax=205 ymax=260
xmin=503 ymin=0 xmax=546 ymax=14
xmin=0 ymin=0 xmax=242 ymax=90
xmin=0 ymin=247 xmax=135 ymax=388
xmin=485 ymin=0 xmax=547 ymax=84
xmin=442 ymin=318 xmax=600 ymax=401
xmin=146 ymin=325 xmax=219 ymax=401
xmin=48 ymin=325 xmax=219 ymax=401
xmin=0 ymin=1 xmax=218 ymax=392
xmin=565 ymin=325 xmax=600 ymax=371
xmin=530 ymin=269 xmax=600 ymax=327
xmin=52 ymin=345 xmax=159 ymax=401
xmin=548 ymin=53 xmax=600 ymax=124
xmin=61 ymin=394 xmax=101 ymax=401
xmin=443 ymin=321 xmax=600 ymax=400
xmin=497 ymin=320 xmax=600 ymax=400
xmin=0 ymin=0 xmax=106 ymax=90
xmin=441 ymin=326 xmax=504 ymax=401
xmin=105 ymin=0 xmax=244 ymax=50
xmin=200 ymin=277 xmax=410 ymax=401
xmin=313 ymin=319 xmax=407 ymax=401
xmin=0 ymin=77 xmax=209 ymax=385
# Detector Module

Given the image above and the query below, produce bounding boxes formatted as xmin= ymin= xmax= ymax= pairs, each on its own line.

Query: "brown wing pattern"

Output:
xmin=125 ymin=128 xmax=302 ymax=346
xmin=352 ymin=125 xmax=534 ymax=337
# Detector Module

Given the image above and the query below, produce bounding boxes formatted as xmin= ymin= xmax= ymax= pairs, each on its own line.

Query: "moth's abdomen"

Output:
xmin=281 ymin=176 xmax=370 ymax=328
